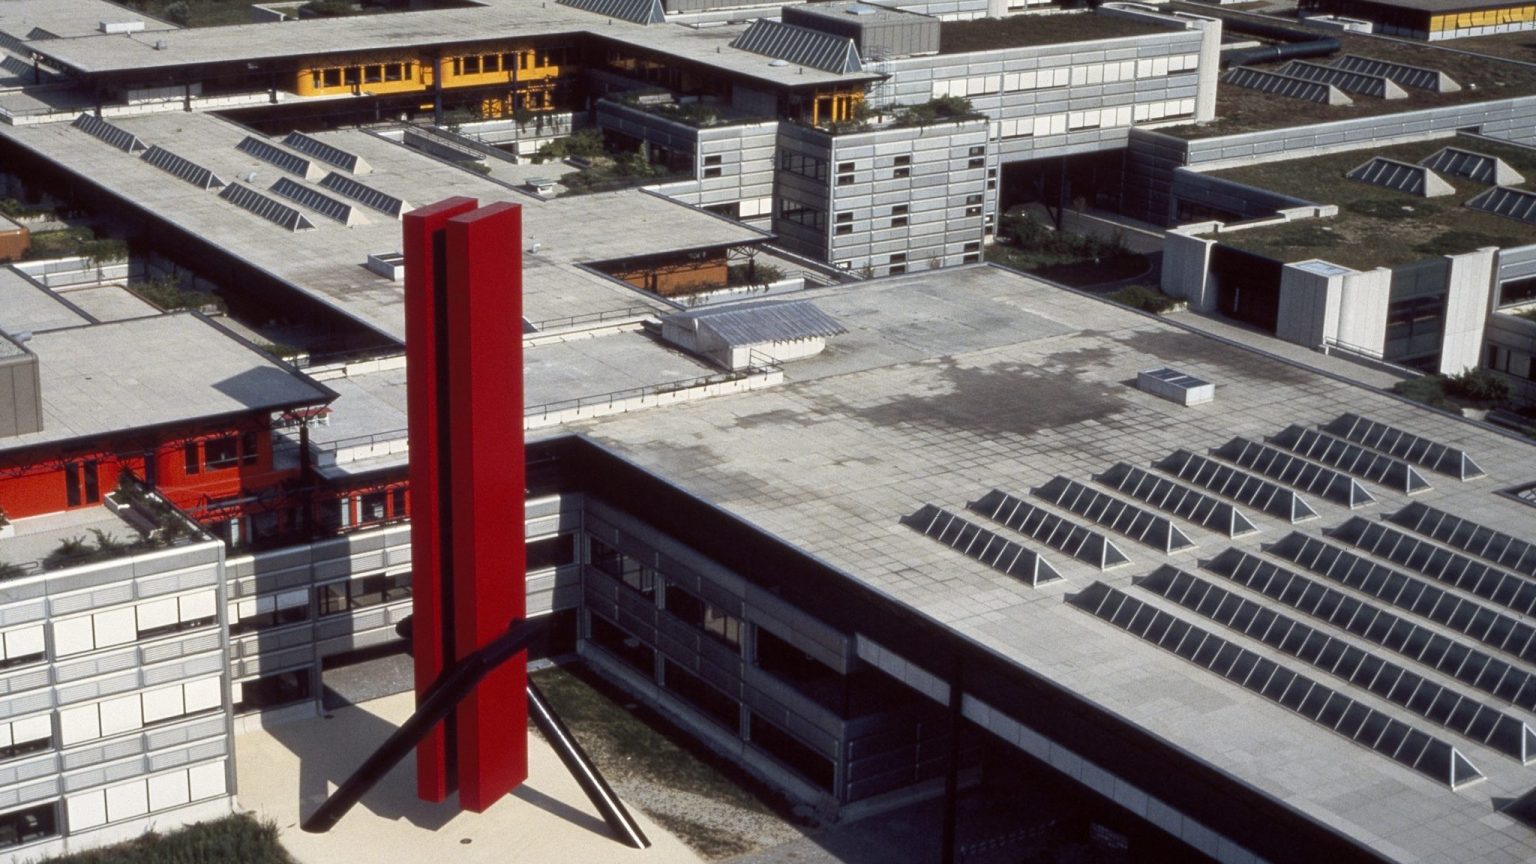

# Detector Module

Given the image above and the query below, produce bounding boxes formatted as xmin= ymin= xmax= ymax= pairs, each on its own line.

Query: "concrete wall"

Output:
xmin=1170 ymin=167 xmax=1320 ymax=222
xmin=1335 ymin=266 xmax=1392 ymax=355
xmin=1161 ymin=230 xmax=1215 ymax=311
xmin=1439 ymin=247 xmax=1498 ymax=374
xmin=1276 ymin=264 xmax=1339 ymax=349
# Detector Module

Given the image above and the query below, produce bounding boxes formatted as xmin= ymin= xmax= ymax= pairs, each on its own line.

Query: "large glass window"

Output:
xmin=234 ymin=670 xmax=312 ymax=713
xmin=527 ymin=534 xmax=576 ymax=571
xmin=589 ymin=537 xmax=654 ymax=596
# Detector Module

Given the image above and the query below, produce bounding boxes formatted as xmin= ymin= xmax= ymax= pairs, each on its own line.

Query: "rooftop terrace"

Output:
xmin=1204 ymin=134 xmax=1536 ymax=268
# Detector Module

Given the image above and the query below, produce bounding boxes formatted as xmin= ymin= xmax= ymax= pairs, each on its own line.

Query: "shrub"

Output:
xmin=0 ymin=562 xmax=25 ymax=580
xmin=132 ymin=277 xmax=226 ymax=313
xmin=727 ymin=261 xmax=785 ymax=287
xmin=890 ymin=96 xmax=979 ymax=128
xmin=44 ymin=812 xmax=295 ymax=864
xmin=1445 ymin=368 xmax=1511 ymax=405
xmin=1108 ymin=284 xmax=1180 ymax=314
xmin=535 ymin=129 xmax=604 ymax=162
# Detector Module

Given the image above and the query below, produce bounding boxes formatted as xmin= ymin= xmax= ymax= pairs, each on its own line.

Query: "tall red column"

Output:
xmin=403 ymin=198 xmax=528 ymax=811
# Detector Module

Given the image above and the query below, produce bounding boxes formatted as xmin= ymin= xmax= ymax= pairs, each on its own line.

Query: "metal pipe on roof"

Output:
xmin=1220 ymin=18 xmax=1340 ymax=69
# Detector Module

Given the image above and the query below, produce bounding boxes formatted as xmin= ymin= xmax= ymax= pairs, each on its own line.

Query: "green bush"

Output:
xmin=890 ymin=96 xmax=979 ymax=128
xmin=0 ymin=561 xmax=24 ymax=580
xmin=535 ymin=129 xmax=605 ymax=163
xmin=133 ymin=278 xmax=226 ymax=313
xmin=1445 ymin=368 xmax=1511 ymax=405
xmin=1108 ymin=284 xmax=1180 ymax=314
xmin=42 ymin=813 xmax=295 ymax=864
xmin=727 ymin=261 xmax=785 ymax=287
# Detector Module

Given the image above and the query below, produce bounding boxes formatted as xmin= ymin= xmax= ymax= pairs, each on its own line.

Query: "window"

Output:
xmin=360 ymin=491 xmax=388 ymax=523
xmin=363 ymin=65 xmax=382 ymax=84
xmin=349 ymin=572 xmax=411 ymax=608
xmin=588 ymin=611 xmax=654 ymax=675
xmin=890 ymin=253 xmax=907 ymax=264
xmin=230 ymin=590 xmax=309 ymax=634
xmin=893 ymin=154 xmax=911 ymax=179
xmin=384 ymin=63 xmax=404 ymax=82
xmin=889 ymin=265 xmax=907 ymax=275
xmin=839 ymin=161 xmax=856 ymax=172
xmin=0 ymin=716 xmax=49 ymax=763
xmin=968 ymin=157 xmax=984 ymax=169
xmin=963 ymin=253 xmax=980 ymax=264
xmin=837 ymin=173 xmax=855 ymax=186
xmin=322 ymin=68 xmax=341 ymax=88
xmin=241 ymin=430 xmax=259 ymax=465
xmin=704 ymin=167 xmax=722 ymax=178
xmin=836 ymin=224 xmax=853 ymax=236
xmin=318 ymin=582 xmax=349 ymax=617
xmin=893 ymin=156 xmax=910 ymax=166
xmin=891 ymin=204 xmax=909 ymax=228
xmin=968 ymin=145 xmax=985 ymax=157
xmin=664 ymin=585 xmax=706 ymax=627
xmin=779 ymin=150 xmax=827 ymax=181
xmin=965 ymin=194 xmax=984 ymax=218
xmin=590 ymin=537 xmax=654 ymax=596
xmin=704 ymin=605 xmax=742 ymax=647
xmin=704 ymin=154 xmax=722 ymax=166
xmin=779 ymin=198 xmax=826 ymax=231
xmin=0 ymin=803 xmax=57 ymax=851
xmin=964 ymin=241 xmax=980 ymax=253
xmin=391 ymin=487 xmax=407 ymax=517
xmin=836 ymin=212 xmax=853 ymax=223
xmin=0 ymin=626 xmax=43 ymax=669
xmin=233 ymin=670 xmax=312 ymax=713
xmin=204 ymin=436 xmax=239 ymax=470
xmin=343 ymin=66 xmax=360 ymax=86
xmin=527 ymin=534 xmax=575 ymax=570
xmin=136 ymin=592 xmax=216 ymax=640
xmin=462 ymin=55 xmax=481 ymax=75
xmin=183 ymin=442 xmax=200 ymax=475
xmin=483 ymin=54 xmax=501 ymax=73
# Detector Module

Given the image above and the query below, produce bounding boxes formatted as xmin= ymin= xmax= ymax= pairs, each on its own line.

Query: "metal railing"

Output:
xmin=311 ymin=427 xmax=409 ymax=456
xmin=526 ymin=304 xmax=658 ymax=334
xmin=525 ymin=349 xmax=781 ymax=421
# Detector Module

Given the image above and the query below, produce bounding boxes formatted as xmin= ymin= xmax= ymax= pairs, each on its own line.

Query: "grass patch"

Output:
xmin=1207 ymin=135 xmax=1536 ymax=268
xmin=131 ymin=278 xmax=227 ymax=313
xmin=40 ymin=813 xmax=294 ymax=864
xmin=939 ymin=13 xmax=1168 ymax=53
xmin=530 ymin=663 xmax=796 ymax=858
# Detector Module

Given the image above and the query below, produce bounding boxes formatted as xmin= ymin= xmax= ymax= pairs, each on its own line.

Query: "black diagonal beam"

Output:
xmin=300 ymin=618 xmax=650 ymax=850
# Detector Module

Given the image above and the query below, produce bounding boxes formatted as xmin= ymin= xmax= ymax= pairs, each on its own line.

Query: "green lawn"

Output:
xmin=41 ymin=813 xmax=294 ymax=864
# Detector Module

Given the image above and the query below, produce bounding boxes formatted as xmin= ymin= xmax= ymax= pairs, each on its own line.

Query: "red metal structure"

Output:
xmin=403 ymin=198 xmax=527 ymax=811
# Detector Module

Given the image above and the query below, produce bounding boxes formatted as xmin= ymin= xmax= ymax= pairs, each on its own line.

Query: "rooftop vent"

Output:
xmin=99 ymin=20 xmax=145 ymax=34
xmin=1137 ymin=367 xmax=1213 ymax=405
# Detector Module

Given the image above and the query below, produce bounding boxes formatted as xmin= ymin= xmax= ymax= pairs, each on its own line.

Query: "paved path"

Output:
xmin=235 ymin=691 xmax=706 ymax=864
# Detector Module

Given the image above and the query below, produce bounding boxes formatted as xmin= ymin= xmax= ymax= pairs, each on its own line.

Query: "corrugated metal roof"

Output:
xmin=556 ymin=0 xmax=664 ymax=25
xmin=730 ymin=19 xmax=861 ymax=75
xmin=669 ymin=299 xmax=847 ymax=347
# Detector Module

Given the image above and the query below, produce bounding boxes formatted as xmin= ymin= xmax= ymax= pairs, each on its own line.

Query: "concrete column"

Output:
xmin=1161 ymin=231 xmax=1217 ymax=312
xmin=1439 ymin=248 xmax=1497 ymax=375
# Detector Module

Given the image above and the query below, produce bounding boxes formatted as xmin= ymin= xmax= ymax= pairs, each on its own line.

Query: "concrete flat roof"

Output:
xmin=0 ymin=0 xmax=176 ymax=41
xmin=0 ymin=312 xmax=332 ymax=455
xmin=0 ymin=112 xmax=766 ymax=344
xmin=25 ymin=0 xmax=874 ymax=88
xmin=574 ymin=265 xmax=1536 ymax=864
xmin=0 ymin=266 xmax=92 ymax=334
